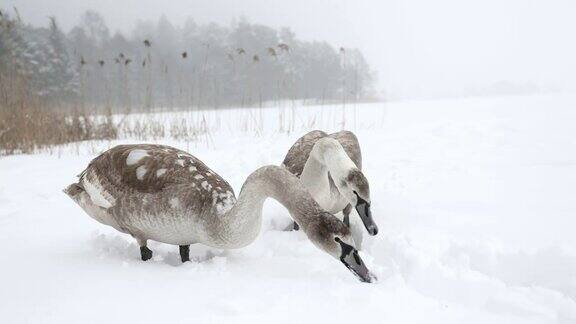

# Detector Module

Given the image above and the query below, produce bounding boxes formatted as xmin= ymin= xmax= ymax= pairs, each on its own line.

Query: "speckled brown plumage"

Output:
xmin=67 ymin=144 xmax=237 ymax=245
xmin=80 ymin=144 xmax=233 ymax=195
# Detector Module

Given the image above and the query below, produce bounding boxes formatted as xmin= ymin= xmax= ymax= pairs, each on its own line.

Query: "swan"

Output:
xmin=64 ymin=144 xmax=374 ymax=282
xmin=282 ymin=130 xmax=378 ymax=245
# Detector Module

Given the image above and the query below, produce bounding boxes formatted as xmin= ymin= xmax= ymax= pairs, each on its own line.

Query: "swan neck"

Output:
xmin=308 ymin=138 xmax=356 ymax=183
xmin=216 ymin=166 xmax=321 ymax=248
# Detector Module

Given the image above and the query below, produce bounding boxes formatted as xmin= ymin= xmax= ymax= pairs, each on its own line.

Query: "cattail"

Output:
xmin=339 ymin=47 xmax=345 ymax=54
xmin=142 ymin=59 xmax=146 ymax=67
xmin=125 ymin=59 xmax=131 ymax=66
xmin=278 ymin=43 xmax=289 ymax=52
xmin=80 ymin=56 xmax=86 ymax=66
xmin=144 ymin=39 xmax=151 ymax=47
xmin=227 ymin=53 xmax=234 ymax=61
xmin=13 ymin=6 xmax=22 ymax=22
xmin=119 ymin=53 xmax=125 ymax=59
xmin=253 ymin=55 xmax=259 ymax=63
xmin=236 ymin=48 xmax=245 ymax=55
xmin=267 ymin=47 xmax=277 ymax=57
xmin=98 ymin=60 xmax=105 ymax=67
xmin=114 ymin=58 xmax=120 ymax=64
xmin=181 ymin=51 xmax=187 ymax=59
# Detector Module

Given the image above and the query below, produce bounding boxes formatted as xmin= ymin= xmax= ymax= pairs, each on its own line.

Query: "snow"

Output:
xmin=1 ymin=94 xmax=576 ymax=323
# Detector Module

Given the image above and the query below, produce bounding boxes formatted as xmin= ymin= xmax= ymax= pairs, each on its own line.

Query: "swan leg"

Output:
xmin=342 ymin=204 xmax=352 ymax=227
xmin=292 ymin=222 xmax=300 ymax=231
xmin=283 ymin=221 xmax=299 ymax=231
xmin=179 ymin=245 xmax=190 ymax=263
xmin=137 ymin=238 xmax=152 ymax=261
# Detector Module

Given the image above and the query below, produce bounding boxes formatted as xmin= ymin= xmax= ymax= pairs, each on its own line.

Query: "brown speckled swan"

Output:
xmin=282 ymin=130 xmax=378 ymax=246
xmin=64 ymin=144 xmax=374 ymax=282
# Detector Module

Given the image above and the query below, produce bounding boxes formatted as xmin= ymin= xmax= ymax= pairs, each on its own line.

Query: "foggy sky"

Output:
xmin=4 ymin=0 xmax=576 ymax=99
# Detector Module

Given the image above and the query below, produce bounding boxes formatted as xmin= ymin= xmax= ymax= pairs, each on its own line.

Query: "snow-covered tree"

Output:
xmin=0 ymin=14 xmax=78 ymax=100
xmin=44 ymin=16 xmax=78 ymax=98
xmin=2 ymin=9 xmax=374 ymax=109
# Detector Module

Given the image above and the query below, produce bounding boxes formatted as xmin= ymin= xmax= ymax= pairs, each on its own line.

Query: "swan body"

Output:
xmin=64 ymin=144 xmax=374 ymax=282
xmin=282 ymin=130 xmax=378 ymax=243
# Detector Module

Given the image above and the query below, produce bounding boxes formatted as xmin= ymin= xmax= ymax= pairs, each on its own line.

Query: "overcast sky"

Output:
xmin=5 ymin=0 xmax=576 ymax=99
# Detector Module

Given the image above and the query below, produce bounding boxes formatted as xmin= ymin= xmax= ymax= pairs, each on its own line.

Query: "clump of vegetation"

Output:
xmin=1 ymin=9 xmax=374 ymax=111
xmin=0 ymin=8 xmax=376 ymax=155
xmin=0 ymin=59 xmax=117 ymax=155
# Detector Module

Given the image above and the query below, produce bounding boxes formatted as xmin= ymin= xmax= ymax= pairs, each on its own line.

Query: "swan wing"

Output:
xmin=78 ymin=144 xmax=234 ymax=208
xmin=282 ymin=130 xmax=328 ymax=176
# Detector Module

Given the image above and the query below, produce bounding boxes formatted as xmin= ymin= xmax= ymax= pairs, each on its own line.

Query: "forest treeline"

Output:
xmin=0 ymin=9 xmax=374 ymax=111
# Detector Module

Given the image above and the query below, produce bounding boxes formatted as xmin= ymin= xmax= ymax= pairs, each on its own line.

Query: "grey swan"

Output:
xmin=64 ymin=144 xmax=375 ymax=282
xmin=282 ymin=130 xmax=378 ymax=247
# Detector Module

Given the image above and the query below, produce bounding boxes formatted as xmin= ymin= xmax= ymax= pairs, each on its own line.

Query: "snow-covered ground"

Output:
xmin=1 ymin=94 xmax=575 ymax=323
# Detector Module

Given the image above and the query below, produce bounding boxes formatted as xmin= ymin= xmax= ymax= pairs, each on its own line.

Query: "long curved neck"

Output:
xmin=211 ymin=165 xmax=323 ymax=249
xmin=301 ymin=138 xmax=357 ymax=191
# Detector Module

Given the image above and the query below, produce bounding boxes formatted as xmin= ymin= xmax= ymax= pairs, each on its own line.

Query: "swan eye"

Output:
xmin=334 ymin=237 xmax=341 ymax=243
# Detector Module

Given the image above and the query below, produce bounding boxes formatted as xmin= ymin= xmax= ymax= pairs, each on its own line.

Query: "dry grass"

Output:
xmin=120 ymin=118 xmax=165 ymax=141
xmin=0 ymin=67 xmax=216 ymax=155
xmin=0 ymin=71 xmax=118 ymax=155
xmin=0 ymin=63 xmax=365 ymax=156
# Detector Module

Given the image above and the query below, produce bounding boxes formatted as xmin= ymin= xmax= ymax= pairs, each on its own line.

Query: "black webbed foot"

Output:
xmin=293 ymin=222 xmax=300 ymax=231
xmin=179 ymin=245 xmax=190 ymax=262
xmin=140 ymin=246 xmax=153 ymax=261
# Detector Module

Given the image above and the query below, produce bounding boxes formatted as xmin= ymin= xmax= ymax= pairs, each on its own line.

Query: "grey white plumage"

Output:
xmin=282 ymin=130 xmax=378 ymax=246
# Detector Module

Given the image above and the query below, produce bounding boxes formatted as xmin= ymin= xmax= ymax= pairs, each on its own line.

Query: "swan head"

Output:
xmin=307 ymin=213 xmax=376 ymax=283
xmin=337 ymin=168 xmax=378 ymax=236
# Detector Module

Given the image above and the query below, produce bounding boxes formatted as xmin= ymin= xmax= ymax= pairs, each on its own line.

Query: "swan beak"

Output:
xmin=337 ymin=238 xmax=376 ymax=283
xmin=355 ymin=202 xmax=378 ymax=236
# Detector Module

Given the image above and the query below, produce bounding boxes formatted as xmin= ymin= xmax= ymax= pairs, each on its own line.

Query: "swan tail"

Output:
xmin=63 ymin=183 xmax=84 ymax=199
